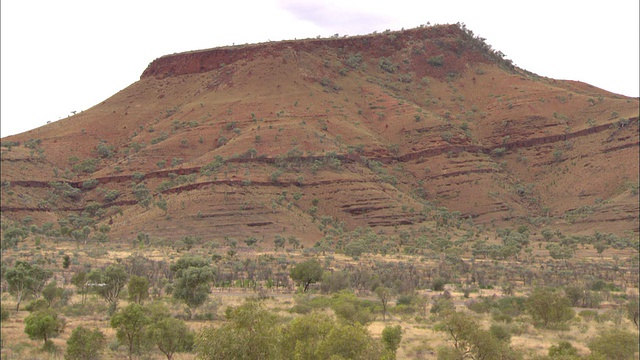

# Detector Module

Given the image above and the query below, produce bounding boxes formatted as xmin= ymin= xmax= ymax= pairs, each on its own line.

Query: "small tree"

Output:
xmin=593 ymin=242 xmax=609 ymax=257
xmin=525 ymin=288 xmax=575 ymax=328
xmin=278 ymin=312 xmax=335 ymax=360
xmin=435 ymin=310 xmax=513 ymax=360
xmin=110 ymin=303 xmax=150 ymax=360
xmin=171 ymin=256 xmax=216 ymax=318
xmin=1 ymin=226 xmax=26 ymax=250
xmin=28 ymin=263 xmax=53 ymax=298
xmin=280 ymin=307 xmax=383 ymax=358
xmin=127 ymin=275 xmax=149 ymax=305
xmin=547 ymin=244 xmax=575 ymax=266
xmin=290 ymin=259 xmax=323 ymax=292
xmin=147 ymin=316 xmax=194 ymax=360
xmin=381 ymin=325 xmax=403 ymax=359
xmin=6 ymin=263 xmax=34 ymax=311
xmin=288 ymin=236 xmax=300 ymax=250
xmin=42 ymin=280 xmax=64 ymax=307
xmin=94 ymin=265 xmax=128 ymax=312
xmin=196 ymin=300 xmax=279 ymax=360
xmin=24 ymin=309 xmax=65 ymax=346
xmin=435 ymin=310 xmax=478 ymax=355
xmin=273 ymin=234 xmax=286 ymax=251
xmin=6 ymin=260 xmax=51 ymax=311
xmin=71 ymin=270 xmax=89 ymax=305
xmin=65 ymin=326 xmax=106 ymax=360
xmin=331 ymin=290 xmax=375 ymax=325
xmin=375 ymin=286 xmax=393 ymax=321
xmin=316 ymin=320 xmax=382 ymax=359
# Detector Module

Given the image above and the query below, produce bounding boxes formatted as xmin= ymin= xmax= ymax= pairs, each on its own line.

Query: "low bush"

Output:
xmin=379 ymin=57 xmax=398 ymax=73
xmin=427 ymin=55 xmax=444 ymax=66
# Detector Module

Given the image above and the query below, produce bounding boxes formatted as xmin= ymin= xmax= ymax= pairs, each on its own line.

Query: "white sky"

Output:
xmin=2 ymin=0 xmax=638 ymax=137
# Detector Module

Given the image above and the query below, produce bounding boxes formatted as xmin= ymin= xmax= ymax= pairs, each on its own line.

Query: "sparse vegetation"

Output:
xmin=0 ymin=23 xmax=638 ymax=360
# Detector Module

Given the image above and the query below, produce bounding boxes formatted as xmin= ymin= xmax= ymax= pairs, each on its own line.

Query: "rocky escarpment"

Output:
xmin=141 ymin=24 xmax=492 ymax=80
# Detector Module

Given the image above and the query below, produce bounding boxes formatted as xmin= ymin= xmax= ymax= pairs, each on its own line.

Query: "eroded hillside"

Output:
xmin=1 ymin=24 xmax=638 ymax=246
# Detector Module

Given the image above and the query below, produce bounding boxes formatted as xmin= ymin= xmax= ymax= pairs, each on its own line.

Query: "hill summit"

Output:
xmin=1 ymin=23 xmax=638 ymax=248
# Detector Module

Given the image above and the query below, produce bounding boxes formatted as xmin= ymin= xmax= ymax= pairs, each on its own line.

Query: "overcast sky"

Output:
xmin=2 ymin=0 xmax=638 ymax=137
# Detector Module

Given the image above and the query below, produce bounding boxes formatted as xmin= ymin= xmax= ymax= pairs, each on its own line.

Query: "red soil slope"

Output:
xmin=1 ymin=24 xmax=638 ymax=245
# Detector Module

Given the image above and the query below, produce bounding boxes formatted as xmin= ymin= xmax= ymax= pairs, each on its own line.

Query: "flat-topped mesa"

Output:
xmin=140 ymin=24 xmax=493 ymax=80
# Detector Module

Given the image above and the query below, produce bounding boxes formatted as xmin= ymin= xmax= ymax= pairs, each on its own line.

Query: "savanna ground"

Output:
xmin=0 ymin=228 xmax=638 ymax=360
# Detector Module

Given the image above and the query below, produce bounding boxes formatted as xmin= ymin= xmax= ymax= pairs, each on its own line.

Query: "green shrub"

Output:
xmin=435 ymin=310 xmax=515 ymax=360
xmin=0 ymin=304 xmax=10 ymax=323
xmin=489 ymin=323 xmax=511 ymax=342
xmin=578 ymin=309 xmax=598 ymax=322
xmin=345 ymin=53 xmax=363 ymax=69
xmin=331 ymin=291 xmax=377 ymax=325
xmin=431 ymin=278 xmax=447 ymax=291
xmin=24 ymin=309 xmax=65 ymax=345
xmin=65 ymin=326 xmax=106 ymax=360
xmin=1 ymin=140 xmax=20 ymax=148
xmin=25 ymin=299 xmax=49 ymax=312
xmin=50 ymin=181 xmax=82 ymax=200
xmin=279 ymin=312 xmax=383 ymax=360
xmin=430 ymin=298 xmax=454 ymax=314
xmin=525 ymin=288 xmax=575 ymax=328
xmin=548 ymin=340 xmax=578 ymax=358
xmin=104 ymin=190 xmax=121 ymax=202
xmin=96 ymin=141 xmax=114 ymax=158
xmin=150 ymin=131 xmax=169 ymax=144
xmin=82 ymin=179 xmax=99 ymax=189
xmin=24 ymin=138 xmax=42 ymax=149
xmin=588 ymin=329 xmax=639 ymax=360
xmin=289 ymin=303 xmax=313 ymax=314
xmin=466 ymin=299 xmax=491 ymax=314
xmin=344 ymin=240 xmax=367 ymax=258
xmin=491 ymin=147 xmax=507 ymax=157
xmin=396 ymin=294 xmax=414 ymax=306
xmin=491 ymin=312 xmax=513 ymax=324
xmin=379 ymin=57 xmax=398 ymax=73
xmin=270 ymin=170 xmax=283 ymax=183
xmin=398 ymin=73 xmax=413 ymax=83
xmin=197 ymin=301 xmax=279 ymax=360
xmin=200 ymin=156 xmax=225 ymax=174
xmin=132 ymin=172 xmax=145 ymax=181
xmin=494 ymin=296 xmax=526 ymax=317
xmin=73 ymin=159 xmax=98 ymax=174
xmin=392 ymin=304 xmax=417 ymax=315
xmin=381 ymin=324 xmax=402 ymax=356
xmin=590 ymin=279 xmax=619 ymax=292
xmin=427 ymin=55 xmax=444 ymax=66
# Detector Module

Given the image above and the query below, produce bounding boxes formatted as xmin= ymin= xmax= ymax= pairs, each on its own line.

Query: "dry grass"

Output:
xmin=1 ymin=236 xmax=638 ymax=359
